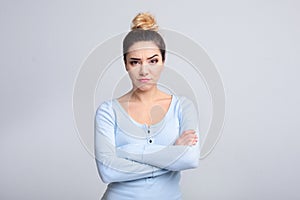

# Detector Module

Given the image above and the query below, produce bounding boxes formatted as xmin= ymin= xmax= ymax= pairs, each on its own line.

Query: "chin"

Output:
xmin=134 ymin=83 xmax=155 ymax=92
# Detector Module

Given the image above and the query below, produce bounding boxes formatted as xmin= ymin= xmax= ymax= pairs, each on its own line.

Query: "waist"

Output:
xmin=104 ymin=171 xmax=181 ymax=199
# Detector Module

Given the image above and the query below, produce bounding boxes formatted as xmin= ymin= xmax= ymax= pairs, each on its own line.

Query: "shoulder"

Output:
xmin=95 ymin=99 xmax=117 ymax=118
xmin=174 ymin=95 xmax=198 ymax=120
xmin=174 ymin=95 xmax=199 ymax=130
xmin=173 ymin=95 xmax=196 ymax=110
xmin=96 ymin=99 xmax=113 ymax=110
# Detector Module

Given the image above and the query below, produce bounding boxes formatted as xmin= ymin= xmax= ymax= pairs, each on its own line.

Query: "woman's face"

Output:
xmin=125 ymin=41 xmax=164 ymax=91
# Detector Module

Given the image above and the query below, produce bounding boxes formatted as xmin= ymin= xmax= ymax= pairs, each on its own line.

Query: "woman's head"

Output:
xmin=123 ymin=13 xmax=166 ymax=91
xmin=123 ymin=12 xmax=166 ymax=64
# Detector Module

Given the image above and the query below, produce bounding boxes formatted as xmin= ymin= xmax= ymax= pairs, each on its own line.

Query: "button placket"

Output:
xmin=146 ymin=125 xmax=153 ymax=144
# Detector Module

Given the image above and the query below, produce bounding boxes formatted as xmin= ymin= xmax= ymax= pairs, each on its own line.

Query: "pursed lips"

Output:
xmin=138 ymin=78 xmax=151 ymax=83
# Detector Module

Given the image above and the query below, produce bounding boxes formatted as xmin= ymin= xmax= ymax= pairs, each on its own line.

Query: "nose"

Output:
xmin=139 ymin=63 xmax=149 ymax=76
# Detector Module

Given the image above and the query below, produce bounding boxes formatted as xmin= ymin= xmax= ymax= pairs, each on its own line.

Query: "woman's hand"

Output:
xmin=175 ymin=130 xmax=198 ymax=146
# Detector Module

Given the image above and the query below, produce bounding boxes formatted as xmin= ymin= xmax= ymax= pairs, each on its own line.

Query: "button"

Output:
xmin=146 ymin=176 xmax=153 ymax=181
xmin=147 ymin=130 xmax=150 ymax=134
xmin=148 ymin=138 xmax=153 ymax=144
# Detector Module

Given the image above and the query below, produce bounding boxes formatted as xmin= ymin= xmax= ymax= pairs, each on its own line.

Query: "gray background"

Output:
xmin=1 ymin=0 xmax=299 ymax=199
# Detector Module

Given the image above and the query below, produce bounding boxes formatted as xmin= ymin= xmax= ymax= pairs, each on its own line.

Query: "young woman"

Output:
xmin=94 ymin=12 xmax=200 ymax=200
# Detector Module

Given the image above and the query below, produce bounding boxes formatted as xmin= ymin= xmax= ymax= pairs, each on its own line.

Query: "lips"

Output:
xmin=138 ymin=78 xmax=151 ymax=83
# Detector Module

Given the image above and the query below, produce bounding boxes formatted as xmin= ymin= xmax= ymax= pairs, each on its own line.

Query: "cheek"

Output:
xmin=127 ymin=67 xmax=139 ymax=79
xmin=150 ymin=65 xmax=163 ymax=77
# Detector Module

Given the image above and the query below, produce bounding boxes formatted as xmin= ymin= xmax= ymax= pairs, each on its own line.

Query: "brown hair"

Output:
xmin=123 ymin=12 xmax=166 ymax=63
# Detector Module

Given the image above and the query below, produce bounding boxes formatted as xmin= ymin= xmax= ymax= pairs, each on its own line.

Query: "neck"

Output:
xmin=130 ymin=86 xmax=159 ymax=104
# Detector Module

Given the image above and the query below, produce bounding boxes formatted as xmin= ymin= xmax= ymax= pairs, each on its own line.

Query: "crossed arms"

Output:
xmin=94 ymin=97 xmax=200 ymax=184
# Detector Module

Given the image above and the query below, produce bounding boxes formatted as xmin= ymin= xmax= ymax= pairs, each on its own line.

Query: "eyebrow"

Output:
xmin=129 ymin=54 xmax=159 ymax=60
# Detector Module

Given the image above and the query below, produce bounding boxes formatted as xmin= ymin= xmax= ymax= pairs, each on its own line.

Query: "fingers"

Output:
xmin=181 ymin=130 xmax=198 ymax=143
xmin=180 ymin=134 xmax=198 ymax=145
xmin=182 ymin=130 xmax=196 ymax=135
xmin=175 ymin=130 xmax=198 ymax=146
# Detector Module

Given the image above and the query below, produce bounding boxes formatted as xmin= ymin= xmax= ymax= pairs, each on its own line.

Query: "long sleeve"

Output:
xmin=116 ymin=96 xmax=200 ymax=171
xmin=94 ymin=100 xmax=169 ymax=184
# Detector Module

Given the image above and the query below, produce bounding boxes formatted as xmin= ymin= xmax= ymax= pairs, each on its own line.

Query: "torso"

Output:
xmin=104 ymin=94 xmax=183 ymax=199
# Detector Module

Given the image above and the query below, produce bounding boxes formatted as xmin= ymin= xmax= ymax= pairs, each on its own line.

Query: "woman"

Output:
xmin=94 ymin=12 xmax=200 ymax=200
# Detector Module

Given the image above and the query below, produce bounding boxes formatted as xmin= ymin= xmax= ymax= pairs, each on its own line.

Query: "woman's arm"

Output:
xmin=94 ymin=101 xmax=169 ymax=184
xmin=116 ymin=96 xmax=201 ymax=171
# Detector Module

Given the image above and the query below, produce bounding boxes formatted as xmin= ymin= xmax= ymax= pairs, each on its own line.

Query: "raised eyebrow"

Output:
xmin=129 ymin=54 xmax=159 ymax=60
xmin=147 ymin=54 xmax=159 ymax=60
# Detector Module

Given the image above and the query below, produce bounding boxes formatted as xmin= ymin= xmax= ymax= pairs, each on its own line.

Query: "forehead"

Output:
xmin=127 ymin=41 xmax=161 ymax=58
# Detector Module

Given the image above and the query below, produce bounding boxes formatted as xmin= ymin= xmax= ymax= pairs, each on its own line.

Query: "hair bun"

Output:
xmin=131 ymin=12 xmax=159 ymax=31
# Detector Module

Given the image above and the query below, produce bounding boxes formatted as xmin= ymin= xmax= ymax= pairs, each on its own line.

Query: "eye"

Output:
xmin=129 ymin=60 xmax=141 ymax=66
xmin=149 ymin=59 xmax=158 ymax=65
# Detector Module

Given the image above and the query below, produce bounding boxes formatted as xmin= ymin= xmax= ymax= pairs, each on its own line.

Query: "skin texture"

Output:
xmin=118 ymin=41 xmax=197 ymax=146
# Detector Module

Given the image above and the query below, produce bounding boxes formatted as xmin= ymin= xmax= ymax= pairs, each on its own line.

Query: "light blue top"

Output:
xmin=94 ymin=95 xmax=200 ymax=200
